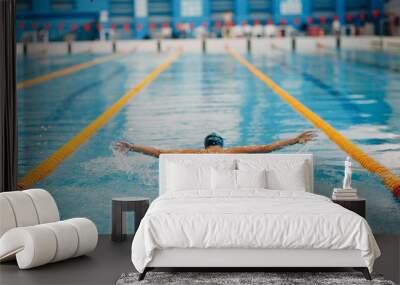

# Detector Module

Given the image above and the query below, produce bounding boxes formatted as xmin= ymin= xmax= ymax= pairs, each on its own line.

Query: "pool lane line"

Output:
xmin=266 ymin=55 xmax=365 ymax=123
xmin=17 ymin=49 xmax=182 ymax=190
xmin=17 ymin=53 xmax=129 ymax=90
xmin=44 ymin=65 xmax=126 ymax=122
xmin=226 ymin=47 xmax=400 ymax=198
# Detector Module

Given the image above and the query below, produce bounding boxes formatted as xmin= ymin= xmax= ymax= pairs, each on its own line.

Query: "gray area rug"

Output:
xmin=116 ymin=272 xmax=396 ymax=285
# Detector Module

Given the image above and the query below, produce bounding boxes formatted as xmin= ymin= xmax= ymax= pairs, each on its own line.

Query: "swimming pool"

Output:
xmin=17 ymin=49 xmax=400 ymax=234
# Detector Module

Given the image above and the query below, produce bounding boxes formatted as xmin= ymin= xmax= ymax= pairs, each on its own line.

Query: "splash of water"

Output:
xmin=110 ymin=145 xmax=136 ymax=175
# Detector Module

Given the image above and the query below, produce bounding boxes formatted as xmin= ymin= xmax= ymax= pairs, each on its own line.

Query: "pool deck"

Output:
xmin=1 ymin=235 xmax=399 ymax=285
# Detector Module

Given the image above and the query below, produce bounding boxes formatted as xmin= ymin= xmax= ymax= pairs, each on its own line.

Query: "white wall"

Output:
xmin=295 ymin=36 xmax=336 ymax=53
xmin=163 ymin=39 xmax=202 ymax=53
xmin=16 ymin=37 xmax=400 ymax=56
xmin=341 ymin=36 xmax=380 ymax=50
xmin=72 ymin=41 xmax=113 ymax=54
xmin=382 ymin=36 xmax=400 ymax=51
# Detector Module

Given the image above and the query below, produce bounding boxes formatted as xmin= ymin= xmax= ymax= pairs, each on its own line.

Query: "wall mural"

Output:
xmin=15 ymin=0 xmax=399 ymax=236
xmin=17 ymin=49 xmax=400 ymax=235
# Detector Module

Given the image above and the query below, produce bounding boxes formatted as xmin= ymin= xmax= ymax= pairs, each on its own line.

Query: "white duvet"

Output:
xmin=131 ymin=190 xmax=380 ymax=273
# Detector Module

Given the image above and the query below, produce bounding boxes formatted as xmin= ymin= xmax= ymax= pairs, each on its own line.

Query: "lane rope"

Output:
xmin=17 ymin=49 xmax=182 ymax=189
xmin=226 ymin=47 xmax=400 ymax=198
xmin=17 ymin=53 xmax=128 ymax=90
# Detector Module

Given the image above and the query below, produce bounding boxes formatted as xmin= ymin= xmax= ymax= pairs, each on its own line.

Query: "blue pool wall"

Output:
xmin=16 ymin=0 xmax=385 ymax=41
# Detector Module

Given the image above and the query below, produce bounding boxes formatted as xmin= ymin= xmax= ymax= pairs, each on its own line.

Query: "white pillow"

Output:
xmin=236 ymin=169 xmax=267 ymax=189
xmin=238 ymin=159 xmax=308 ymax=191
xmin=167 ymin=162 xmax=211 ymax=191
xmin=212 ymin=169 xmax=268 ymax=190
xmin=266 ymin=162 xmax=307 ymax=191
xmin=212 ymin=168 xmax=236 ymax=190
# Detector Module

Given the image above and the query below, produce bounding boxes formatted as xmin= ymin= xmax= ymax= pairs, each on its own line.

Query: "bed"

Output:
xmin=131 ymin=154 xmax=380 ymax=280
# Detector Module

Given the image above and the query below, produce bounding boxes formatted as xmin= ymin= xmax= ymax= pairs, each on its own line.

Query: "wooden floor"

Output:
xmin=0 ymin=235 xmax=399 ymax=285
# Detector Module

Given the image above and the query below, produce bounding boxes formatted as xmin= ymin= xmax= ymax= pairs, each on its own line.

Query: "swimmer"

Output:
xmin=114 ymin=131 xmax=317 ymax=158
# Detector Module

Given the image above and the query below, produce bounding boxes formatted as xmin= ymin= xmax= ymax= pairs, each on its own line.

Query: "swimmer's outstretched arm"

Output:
xmin=222 ymin=131 xmax=317 ymax=154
xmin=114 ymin=142 xmax=161 ymax=157
xmin=114 ymin=131 xmax=316 ymax=157
xmin=114 ymin=142 xmax=204 ymax=158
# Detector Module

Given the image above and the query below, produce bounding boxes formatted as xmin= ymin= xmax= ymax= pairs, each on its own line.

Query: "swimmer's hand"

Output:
xmin=114 ymin=141 xmax=133 ymax=154
xmin=296 ymin=131 xmax=317 ymax=144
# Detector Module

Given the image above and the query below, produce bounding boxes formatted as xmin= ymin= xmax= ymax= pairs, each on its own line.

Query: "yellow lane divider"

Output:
xmin=17 ymin=49 xmax=182 ymax=189
xmin=226 ymin=47 xmax=400 ymax=198
xmin=17 ymin=53 xmax=128 ymax=90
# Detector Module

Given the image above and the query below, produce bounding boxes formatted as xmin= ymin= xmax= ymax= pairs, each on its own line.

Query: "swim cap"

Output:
xmin=204 ymin=133 xmax=224 ymax=148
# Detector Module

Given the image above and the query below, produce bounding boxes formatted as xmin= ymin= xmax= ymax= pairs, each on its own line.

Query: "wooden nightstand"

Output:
xmin=332 ymin=198 xmax=366 ymax=218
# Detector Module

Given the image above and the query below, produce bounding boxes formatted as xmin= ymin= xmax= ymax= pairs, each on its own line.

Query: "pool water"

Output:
xmin=17 ymin=49 xmax=400 ymax=234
